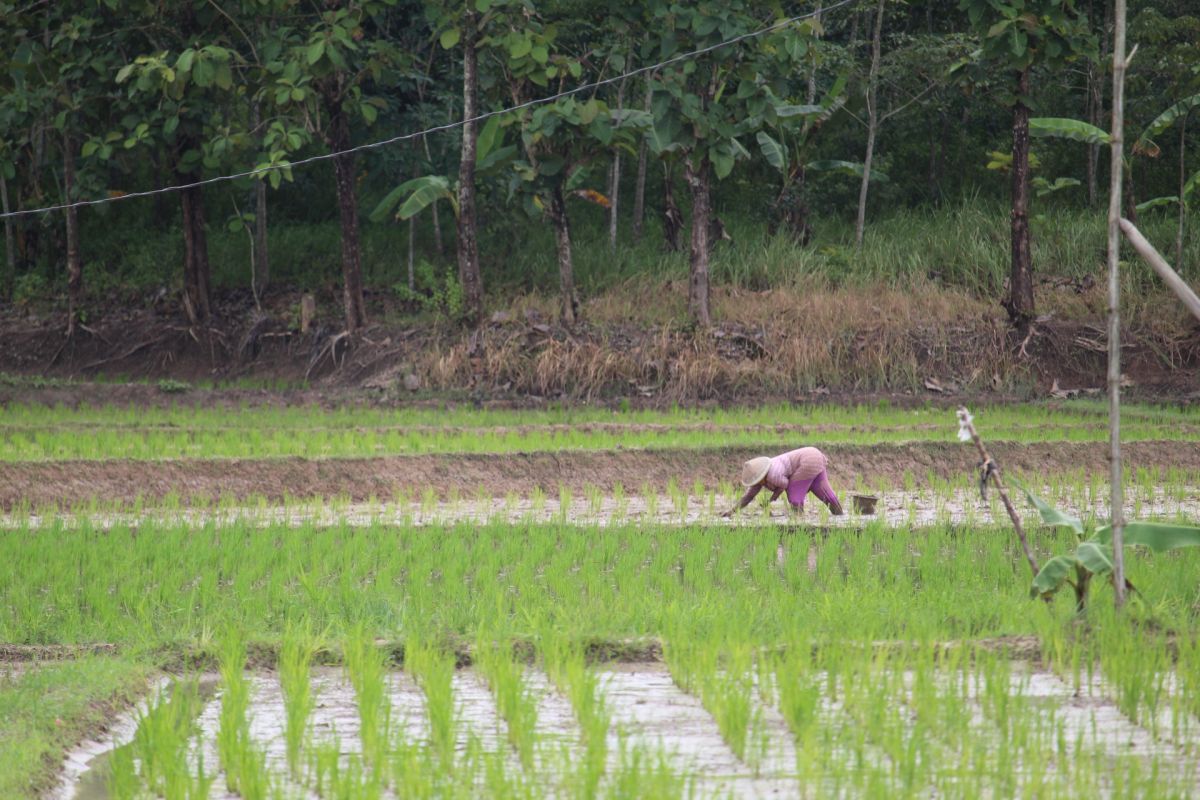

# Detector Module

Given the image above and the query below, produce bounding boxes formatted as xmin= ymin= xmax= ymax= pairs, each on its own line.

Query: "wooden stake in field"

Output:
xmin=956 ymin=407 xmax=1040 ymax=578
xmin=1106 ymin=0 xmax=1128 ymax=609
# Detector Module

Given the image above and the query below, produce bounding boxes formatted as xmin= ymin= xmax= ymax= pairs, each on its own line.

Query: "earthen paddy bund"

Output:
xmin=3 ymin=398 xmax=1199 ymax=798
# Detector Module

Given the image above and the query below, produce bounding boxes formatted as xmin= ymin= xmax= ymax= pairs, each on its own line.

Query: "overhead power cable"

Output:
xmin=0 ymin=0 xmax=851 ymax=220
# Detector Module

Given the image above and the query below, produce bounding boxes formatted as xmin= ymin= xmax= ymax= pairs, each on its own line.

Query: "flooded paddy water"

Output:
xmin=9 ymin=484 xmax=1200 ymax=532
xmin=52 ymin=663 xmax=1200 ymax=799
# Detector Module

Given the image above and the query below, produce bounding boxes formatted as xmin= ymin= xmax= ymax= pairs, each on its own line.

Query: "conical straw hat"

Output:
xmin=741 ymin=457 xmax=771 ymax=487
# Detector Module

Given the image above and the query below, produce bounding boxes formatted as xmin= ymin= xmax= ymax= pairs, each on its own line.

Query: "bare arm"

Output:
xmin=722 ymin=484 xmax=763 ymax=517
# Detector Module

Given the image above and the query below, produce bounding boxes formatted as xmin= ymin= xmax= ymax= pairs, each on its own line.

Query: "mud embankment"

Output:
xmin=4 ymin=440 xmax=1200 ymax=510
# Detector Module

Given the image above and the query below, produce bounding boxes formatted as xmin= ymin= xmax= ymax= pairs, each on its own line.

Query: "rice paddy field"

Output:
xmin=3 ymin=395 xmax=1200 ymax=798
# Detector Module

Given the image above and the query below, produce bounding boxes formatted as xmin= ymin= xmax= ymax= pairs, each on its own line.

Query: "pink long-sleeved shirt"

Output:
xmin=762 ymin=447 xmax=828 ymax=491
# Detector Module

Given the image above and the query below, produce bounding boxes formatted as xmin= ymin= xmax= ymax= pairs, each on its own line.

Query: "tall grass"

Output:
xmin=70 ymin=198 xmax=1200 ymax=301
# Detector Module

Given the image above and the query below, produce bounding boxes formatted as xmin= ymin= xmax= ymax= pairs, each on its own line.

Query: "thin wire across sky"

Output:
xmin=0 ymin=1 xmax=851 ymax=220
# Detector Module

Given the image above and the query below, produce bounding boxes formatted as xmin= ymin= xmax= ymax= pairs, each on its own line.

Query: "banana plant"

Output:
xmin=1032 ymin=99 xmax=1200 ymax=265
xmin=755 ymin=73 xmax=890 ymax=244
xmin=369 ymin=114 xmax=515 ymax=223
xmin=1019 ymin=482 xmax=1200 ymax=612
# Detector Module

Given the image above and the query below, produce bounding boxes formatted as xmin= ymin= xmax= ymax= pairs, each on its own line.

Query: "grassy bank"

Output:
xmin=0 ymin=657 xmax=150 ymax=799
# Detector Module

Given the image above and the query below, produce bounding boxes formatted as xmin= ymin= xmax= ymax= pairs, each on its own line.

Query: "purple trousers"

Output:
xmin=786 ymin=469 xmax=839 ymax=510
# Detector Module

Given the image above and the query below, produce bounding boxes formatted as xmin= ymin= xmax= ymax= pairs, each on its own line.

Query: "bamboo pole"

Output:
xmin=1119 ymin=218 xmax=1200 ymax=322
xmin=1106 ymin=0 xmax=1128 ymax=609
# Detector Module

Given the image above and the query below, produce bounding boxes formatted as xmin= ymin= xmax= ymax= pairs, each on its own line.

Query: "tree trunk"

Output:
xmin=608 ymin=156 xmax=621 ymax=252
xmin=422 ymin=133 xmax=444 ymax=258
xmin=1084 ymin=0 xmax=1099 ymax=207
xmin=927 ymin=114 xmax=939 ymax=203
xmin=1005 ymin=67 xmax=1035 ymax=324
xmin=684 ymin=159 xmax=711 ymax=328
xmin=456 ymin=13 xmax=483 ymax=325
xmin=1090 ymin=0 xmax=1113 ymax=208
xmin=179 ymin=182 xmax=212 ymax=324
xmin=807 ymin=2 xmax=822 ymax=106
xmin=608 ymin=79 xmax=626 ymax=252
xmin=548 ymin=184 xmax=579 ymax=326
xmin=1086 ymin=68 xmax=1099 ymax=207
xmin=252 ymin=106 xmax=269 ymax=298
xmin=777 ymin=164 xmax=812 ymax=245
xmin=63 ymin=133 xmax=82 ymax=335
xmin=330 ymin=108 xmax=366 ymax=332
xmin=408 ymin=214 xmax=416 ymax=292
xmin=1 ymin=173 xmax=14 ymax=298
xmin=1177 ymin=113 xmax=1188 ymax=273
xmin=855 ymin=0 xmax=884 ymax=249
xmin=661 ymin=163 xmax=684 ymax=253
xmin=1124 ymin=159 xmax=1138 ymax=223
xmin=1107 ymin=0 xmax=1129 ymax=609
xmin=632 ymin=82 xmax=651 ymax=243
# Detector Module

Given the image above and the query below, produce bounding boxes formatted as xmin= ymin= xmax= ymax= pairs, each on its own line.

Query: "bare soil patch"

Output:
xmin=4 ymin=440 xmax=1200 ymax=510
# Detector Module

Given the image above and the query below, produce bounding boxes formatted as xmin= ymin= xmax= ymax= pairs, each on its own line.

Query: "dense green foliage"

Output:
xmin=1 ymin=1 xmax=1196 ymax=322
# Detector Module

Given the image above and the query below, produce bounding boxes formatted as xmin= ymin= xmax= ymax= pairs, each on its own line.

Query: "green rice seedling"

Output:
xmin=606 ymin=735 xmax=689 ymax=800
xmin=558 ymin=485 xmax=573 ymax=524
xmin=405 ymin=640 xmax=457 ymax=771
xmin=420 ymin=487 xmax=438 ymax=517
xmin=390 ymin=729 xmax=437 ymax=799
xmin=327 ymin=753 xmax=384 ymax=800
xmin=129 ymin=679 xmax=211 ymax=800
xmin=279 ymin=626 xmax=318 ymax=779
xmin=612 ymin=482 xmax=627 ymax=520
xmin=475 ymin=636 xmax=539 ymax=770
xmin=642 ymin=483 xmax=659 ymax=519
xmin=702 ymin=646 xmax=761 ymax=766
xmin=311 ymin=737 xmax=342 ymax=798
xmin=343 ymin=627 xmax=392 ymax=769
xmin=530 ymin=486 xmax=547 ymax=515
xmin=542 ymin=637 xmax=609 ymax=800
xmin=1099 ymin=623 xmax=1170 ymax=733
xmin=105 ymin=742 xmax=139 ymax=800
xmin=671 ymin=485 xmax=688 ymax=522
xmin=211 ymin=634 xmax=274 ymax=800
xmin=216 ymin=634 xmax=250 ymax=792
xmin=585 ymin=484 xmax=603 ymax=517
xmin=775 ymin=647 xmax=820 ymax=741
xmin=481 ymin=745 xmax=535 ymax=800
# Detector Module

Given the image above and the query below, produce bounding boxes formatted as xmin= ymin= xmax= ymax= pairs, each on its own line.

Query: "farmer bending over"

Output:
xmin=722 ymin=447 xmax=844 ymax=517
